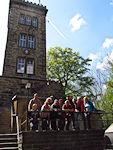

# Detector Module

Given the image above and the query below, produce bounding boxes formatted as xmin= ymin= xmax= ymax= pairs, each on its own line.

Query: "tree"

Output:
xmin=102 ymin=63 xmax=113 ymax=111
xmin=47 ymin=47 xmax=94 ymax=98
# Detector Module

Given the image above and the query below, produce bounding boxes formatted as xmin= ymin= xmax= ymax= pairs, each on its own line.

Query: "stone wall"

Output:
xmin=0 ymin=107 xmax=11 ymax=133
xmin=19 ymin=130 xmax=104 ymax=150
xmin=0 ymin=76 xmax=63 ymax=103
xmin=0 ymin=76 xmax=63 ymax=133
xmin=0 ymin=0 xmax=64 ymax=134
xmin=3 ymin=0 xmax=47 ymax=79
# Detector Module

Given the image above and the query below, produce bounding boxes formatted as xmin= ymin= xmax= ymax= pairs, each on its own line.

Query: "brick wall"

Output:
xmin=19 ymin=130 xmax=104 ymax=150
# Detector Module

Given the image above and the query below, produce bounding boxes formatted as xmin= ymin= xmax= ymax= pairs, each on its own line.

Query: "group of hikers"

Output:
xmin=28 ymin=93 xmax=96 ymax=131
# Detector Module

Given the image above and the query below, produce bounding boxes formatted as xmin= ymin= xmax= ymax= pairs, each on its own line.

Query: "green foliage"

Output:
xmin=102 ymin=64 xmax=113 ymax=111
xmin=96 ymin=63 xmax=113 ymax=111
xmin=47 ymin=47 xmax=94 ymax=98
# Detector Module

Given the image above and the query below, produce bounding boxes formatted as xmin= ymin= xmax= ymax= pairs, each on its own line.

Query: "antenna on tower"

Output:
xmin=39 ymin=0 xmax=40 ymax=5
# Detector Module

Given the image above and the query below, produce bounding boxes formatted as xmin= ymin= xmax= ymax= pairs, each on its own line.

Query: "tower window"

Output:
xmin=26 ymin=16 xmax=31 ymax=26
xmin=17 ymin=58 xmax=25 ymax=73
xmin=19 ymin=34 xmax=26 ymax=47
xmin=17 ymin=58 xmax=34 ymax=74
xmin=28 ymin=36 xmax=35 ymax=49
xmin=19 ymin=15 xmax=24 ymax=24
xmin=26 ymin=60 xmax=34 ymax=74
xmin=32 ymin=18 xmax=37 ymax=27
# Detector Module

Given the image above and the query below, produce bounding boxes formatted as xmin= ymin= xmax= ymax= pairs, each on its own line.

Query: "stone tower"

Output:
xmin=3 ymin=0 xmax=47 ymax=79
xmin=0 ymin=0 xmax=63 ymax=133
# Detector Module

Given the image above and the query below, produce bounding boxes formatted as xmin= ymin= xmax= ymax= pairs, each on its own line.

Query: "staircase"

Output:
xmin=0 ymin=133 xmax=18 ymax=150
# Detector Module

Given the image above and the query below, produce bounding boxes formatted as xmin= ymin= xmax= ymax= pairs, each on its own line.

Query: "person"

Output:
xmin=84 ymin=97 xmax=95 ymax=112
xmin=49 ymin=95 xmax=54 ymax=105
xmin=72 ymin=98 xmax=79 ymax=130
xmin=76 ymin=97 xmax=84 ymax=112
xmin=62 ymin=100 xmax=73 ymax=130
xmin=84 ymin=96 xmax=95 ymax=129
xmin=29 ymin=104 xmax=39 ymax=131
xmin=66 ymin=95 xmax=76 ymax=130
xmin=58 ymin=99 xmax=65 ymax=130
xmin=28 ymin=93 xmax=41 ymax=111
xmin=41 ymin=98 xmax=52 ymax=131
xmin=76 ymin=97 xmax=86 ymax=130
xmin=51 ymin=99 xmax=60 ymax=130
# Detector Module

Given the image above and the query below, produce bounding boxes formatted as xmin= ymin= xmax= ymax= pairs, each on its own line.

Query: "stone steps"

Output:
xmin=0 ymin=133 xmax=18 ymax=150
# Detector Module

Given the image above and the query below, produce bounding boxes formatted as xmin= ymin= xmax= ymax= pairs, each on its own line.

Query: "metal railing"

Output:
xmin=20 ymin=110 xmax=113 ymax=132
xmin=16 ymin=115 xmax=20 ymax=144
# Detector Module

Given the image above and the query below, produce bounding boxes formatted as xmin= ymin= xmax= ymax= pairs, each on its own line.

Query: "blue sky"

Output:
xmin=0 ymin=0 xmax=113 ymax=75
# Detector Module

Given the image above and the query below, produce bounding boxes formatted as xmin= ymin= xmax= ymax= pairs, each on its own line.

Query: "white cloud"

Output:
xmin=69 ymin=13 xmax=86 ymax=32
xmin=96 ymin=50 xmax=113 ymax=70
xmin=88 ymin=53 xmax=98 ymax=61
xmin=102 ymin=38 xmax=113 ymax=48
xmin=109 ymin=0 xmax=113 ymax=6
xmin=88 ymin=53 xmax=98 ymax=66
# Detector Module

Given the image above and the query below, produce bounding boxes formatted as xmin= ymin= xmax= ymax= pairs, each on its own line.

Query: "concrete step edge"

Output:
xmin=0 ymin=142 xmax=17 ymax=144
xmin=0 ymin=147 xmax=18 ymax=150
xmin=0 ymin=134 xmax=17 ymax=136
xmin=0 ymin=138 xmax=17 ymax=141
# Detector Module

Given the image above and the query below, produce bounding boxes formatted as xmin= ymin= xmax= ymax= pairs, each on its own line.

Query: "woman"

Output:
xmin=41 ymin=98 xmax=52 ymax=131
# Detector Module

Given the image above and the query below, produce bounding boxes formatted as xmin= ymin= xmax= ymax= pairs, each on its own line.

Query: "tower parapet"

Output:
xmin=10 ymin=0 xmax=47 ymax=13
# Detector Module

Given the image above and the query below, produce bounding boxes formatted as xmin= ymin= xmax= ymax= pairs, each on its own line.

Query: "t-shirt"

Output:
xmin=28 ymin=98 xmax=41 ymax=110
xmin=29 ymin=110 xmax=39 ymax=123
xmin=41 ymin=104 xmax=51 ymax=118
xmin=76 ymin=100 xmax=84 ymax=112
xmin=62 ymin=104 xmax=73 ymax=117
xmin=84 ymin=101 xmax=95 ymax=112
xmin=51 ymin=104 xmax=60 ymax=110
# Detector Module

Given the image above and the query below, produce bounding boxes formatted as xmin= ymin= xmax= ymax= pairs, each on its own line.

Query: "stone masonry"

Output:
xmin=19 ymin=130 xmax=104 ymax=150
xmin=0 ymin=0 xmax=63 ymax=133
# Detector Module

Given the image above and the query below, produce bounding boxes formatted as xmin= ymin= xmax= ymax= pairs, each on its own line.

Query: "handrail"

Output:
xmin=20 ymin=110 xmax=113 ymax=131
xmin=16 ymin=115 xmax=20 ymax=144
xmin=21 ymin=120 xmax=27 ymax=126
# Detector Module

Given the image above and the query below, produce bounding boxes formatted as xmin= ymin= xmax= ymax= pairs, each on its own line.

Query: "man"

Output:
xmin=76 ymin=97 xmax=86 ymax=130
xmin=72 ymin=98 xmax=79 ymax=130
xmin=66 ymin=95 xmax=75 ymax=130
xmin=76 ymin=97 xmax=84 ymax=112
xmin=28 ymin=93 xmax=41 ymax=111
xmin=58 ymin=99 xmax=65 ymax=130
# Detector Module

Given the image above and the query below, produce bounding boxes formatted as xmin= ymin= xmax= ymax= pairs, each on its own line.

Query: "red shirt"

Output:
xmin=62 ymin=104 xmax=73 ymax=110
xmin=76 ymin=100 xmax=84 ymax=112
xmin=62 ymin=104 xmax=73 ymax=117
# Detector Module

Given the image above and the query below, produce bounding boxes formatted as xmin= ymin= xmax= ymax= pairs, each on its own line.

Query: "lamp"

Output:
xmin=25 ymin=83 xmax=31 ymax=89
